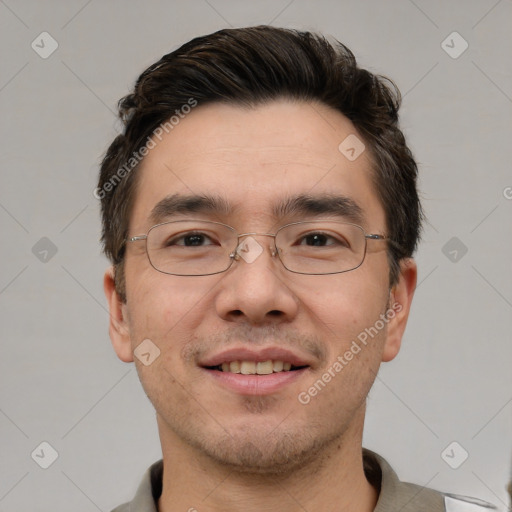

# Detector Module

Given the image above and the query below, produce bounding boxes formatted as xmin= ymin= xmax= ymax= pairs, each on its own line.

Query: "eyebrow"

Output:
xmin=149 ymin=194 xmax=232 ymax=224
xmin=273 ymin=194 xmax=365 ymax=225
xmin=148 ymin=193 xmax=365 ymax=226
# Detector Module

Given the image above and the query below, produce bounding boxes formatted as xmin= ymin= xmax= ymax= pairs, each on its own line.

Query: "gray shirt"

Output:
xmin=111 ymin=449 xmax=497 ymax=512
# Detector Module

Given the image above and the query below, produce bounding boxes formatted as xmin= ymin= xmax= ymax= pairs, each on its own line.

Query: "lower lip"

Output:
xmin=202 ymin=368 xmax=308 ymax=395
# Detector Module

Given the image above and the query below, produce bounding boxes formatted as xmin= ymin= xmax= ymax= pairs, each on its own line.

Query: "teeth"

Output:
xmin=273 ymin=360 xmax=284 ymax=372
xmin=240 ymin=361 xmax=256 ymax=375
xmin=218 ymin=360 xmax=299 ymax=374
xmin=229 ymin=361 xmax=241 ymax=373
xmin=256 ymin=360 xmax=273 ymax=375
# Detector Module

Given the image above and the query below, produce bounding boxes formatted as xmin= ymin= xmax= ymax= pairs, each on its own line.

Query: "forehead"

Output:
xmin=130 ymin=100 xmax=385 ymax=231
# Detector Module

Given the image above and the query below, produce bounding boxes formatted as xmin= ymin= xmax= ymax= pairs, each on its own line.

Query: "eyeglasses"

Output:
xmin=127 ymin=219 xmax=391 ymax=276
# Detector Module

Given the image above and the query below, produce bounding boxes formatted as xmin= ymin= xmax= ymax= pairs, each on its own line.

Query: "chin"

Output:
xmin=188 ymin=423 xmax=337 ymax=476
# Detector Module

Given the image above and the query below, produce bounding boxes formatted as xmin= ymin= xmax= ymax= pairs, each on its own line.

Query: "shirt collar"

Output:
xmin=119 ymin=449 xmax=442 ymax=512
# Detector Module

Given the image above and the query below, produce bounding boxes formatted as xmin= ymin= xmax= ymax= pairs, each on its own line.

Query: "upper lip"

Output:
xmin=199 ymin=346 xmax=314 ymax=368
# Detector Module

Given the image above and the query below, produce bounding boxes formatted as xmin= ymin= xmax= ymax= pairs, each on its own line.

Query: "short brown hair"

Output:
xmin=98 ymin=26 xmax=423 ymax=301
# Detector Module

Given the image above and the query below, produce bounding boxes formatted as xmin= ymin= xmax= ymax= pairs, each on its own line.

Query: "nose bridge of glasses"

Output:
xmin=233 ymin=232 xmax=278 ymax=260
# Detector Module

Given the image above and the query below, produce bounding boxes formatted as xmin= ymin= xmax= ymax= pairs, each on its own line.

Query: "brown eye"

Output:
xmin=166 ymin=232 xmax=215 ymax=247
xmin=298 ymin=232 xmax=348 ymax=248
xmin=303 ymin=233 xmax=329 ymax=246
xmin=182 ymin=234 xmax=208 ymax=246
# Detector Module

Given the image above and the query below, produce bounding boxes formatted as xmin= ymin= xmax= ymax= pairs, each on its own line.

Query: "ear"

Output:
xmin=381 ymin=258 xmax=417 ymax=363
xmin=104 ymin=267 xmax=133 ymax=362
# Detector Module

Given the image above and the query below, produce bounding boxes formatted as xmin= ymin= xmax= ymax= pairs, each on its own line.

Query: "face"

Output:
xmin=105 ymin=99 xmax=416 ymax=474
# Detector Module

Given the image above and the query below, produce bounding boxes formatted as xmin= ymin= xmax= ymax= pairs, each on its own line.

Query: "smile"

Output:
xmin=207 ymin=360 xmax=308 ymax=374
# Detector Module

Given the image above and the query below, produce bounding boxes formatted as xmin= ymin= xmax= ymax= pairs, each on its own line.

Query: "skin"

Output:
xmin=104 ymin=99 xmax=417 ymax=512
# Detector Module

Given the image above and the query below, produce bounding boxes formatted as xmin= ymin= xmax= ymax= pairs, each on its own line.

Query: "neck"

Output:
xmin=156 ymin=413 xmax=378 ymax=512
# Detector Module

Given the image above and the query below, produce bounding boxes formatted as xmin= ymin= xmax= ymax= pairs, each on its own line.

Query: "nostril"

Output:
xmin=268 ymin=310 xmax=282 ymax=316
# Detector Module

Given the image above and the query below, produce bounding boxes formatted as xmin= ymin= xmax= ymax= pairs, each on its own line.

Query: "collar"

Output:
xmin=113 ymin=449 xmax=446 ymax=512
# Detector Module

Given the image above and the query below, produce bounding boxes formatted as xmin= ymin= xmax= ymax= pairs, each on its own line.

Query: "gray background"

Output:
xmin=1 ymin=0 xmax=511 ymax=510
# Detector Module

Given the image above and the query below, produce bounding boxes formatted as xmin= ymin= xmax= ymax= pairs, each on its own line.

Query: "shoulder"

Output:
xmin=395 ymin=483 xmax=499 ymax=512
xmin=109 ymin=459 xmax=163 ymax=512
xmin=363 ymin=449 xmax=500 ymax=512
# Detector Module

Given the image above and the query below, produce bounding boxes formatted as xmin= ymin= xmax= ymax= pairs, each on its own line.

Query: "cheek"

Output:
xmin=298 ymin=278 xmax=389 ymax=416
xmin=125 ymin=274 xmax=216 ymax=405
xmin=295 ymin=268 xmax=389 ymax=347
xmin=125 ymin=268 xmax=217 ymax=350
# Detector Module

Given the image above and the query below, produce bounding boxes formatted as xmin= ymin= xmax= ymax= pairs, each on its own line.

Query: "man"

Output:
xmin=98 ymin=26 xmax=496 ymax=512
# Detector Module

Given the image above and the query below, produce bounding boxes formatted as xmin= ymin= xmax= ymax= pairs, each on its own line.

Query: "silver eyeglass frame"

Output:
xmin=126 ymin=219 xmax=392 ymax=277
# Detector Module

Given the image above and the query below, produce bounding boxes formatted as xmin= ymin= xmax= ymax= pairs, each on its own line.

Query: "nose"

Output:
xmin=214 ymin=235 xmax=299 ymax=325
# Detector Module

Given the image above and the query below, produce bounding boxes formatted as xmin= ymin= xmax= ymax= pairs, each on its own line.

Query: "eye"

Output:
xmin=301 ymin=233 xmax=332 ymax=246
xmin=167 ymin=231 xmax=216 ymax=247
xmin=298 ymin=232 xmax=349 ymax=248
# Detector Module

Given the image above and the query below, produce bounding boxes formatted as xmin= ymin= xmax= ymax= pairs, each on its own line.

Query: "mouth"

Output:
xmin=199 ymin=347 xmax=313 ymax=395
xmin=205 ymin=360 xmax=309 ymax=375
